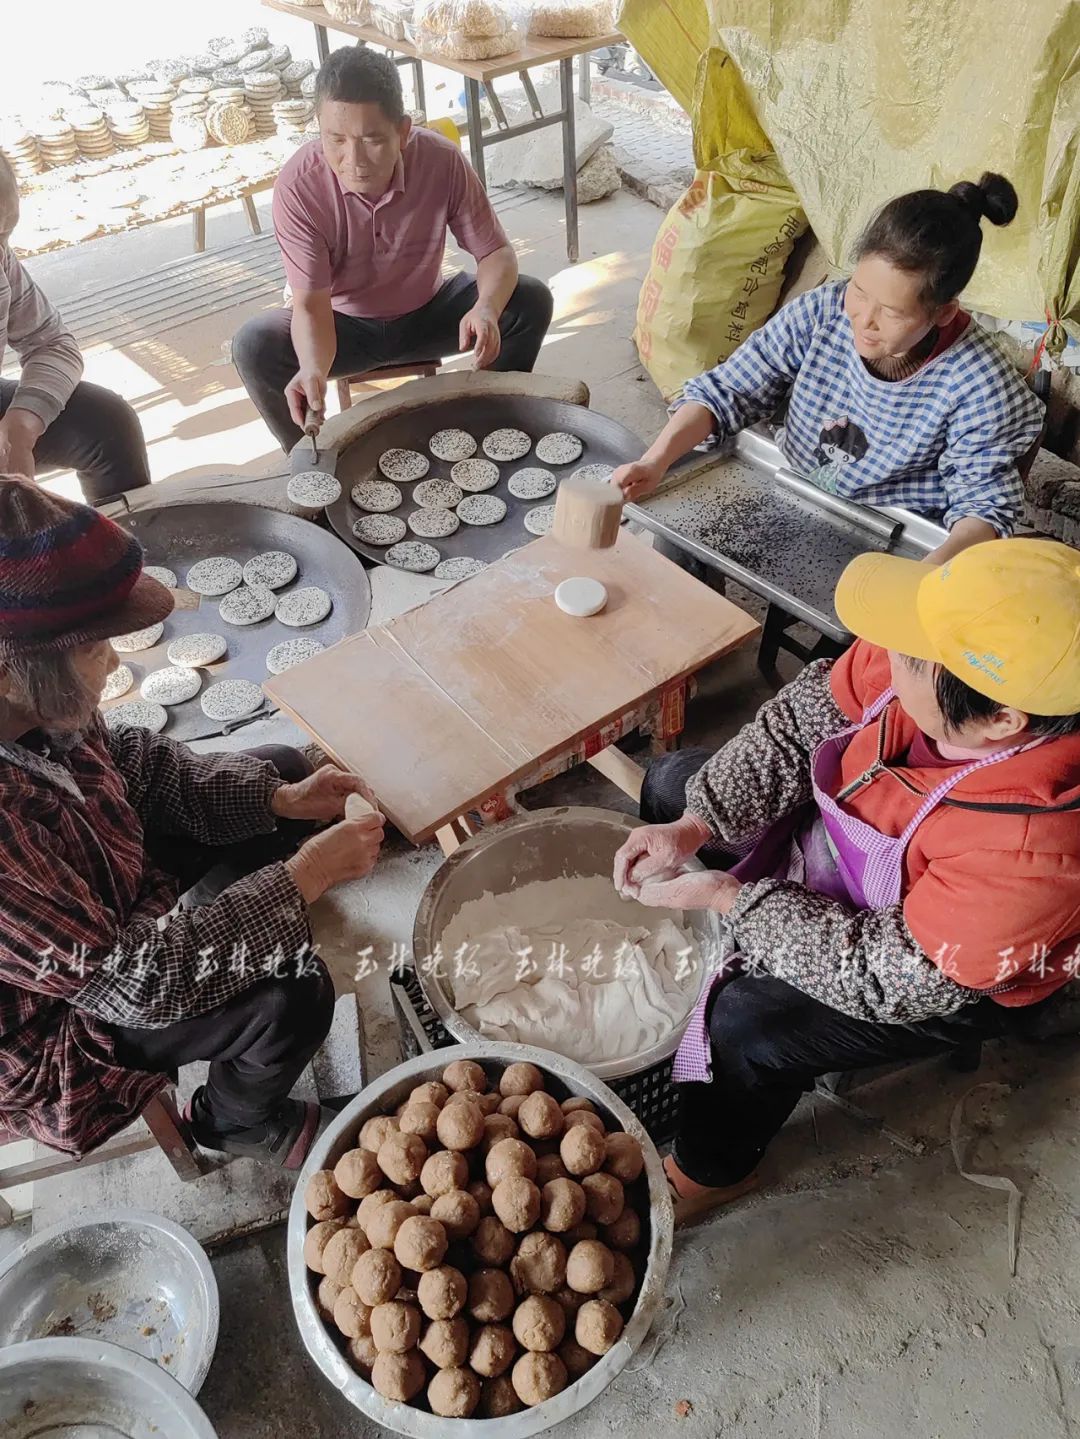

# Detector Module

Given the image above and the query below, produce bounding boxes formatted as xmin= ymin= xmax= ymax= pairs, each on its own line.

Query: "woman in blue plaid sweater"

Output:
xmin=615 ymin=174 xmax=1044 ymax=566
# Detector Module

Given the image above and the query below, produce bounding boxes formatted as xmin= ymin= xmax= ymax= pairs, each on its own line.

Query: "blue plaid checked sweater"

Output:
xmin=682 ymin=281 xmax=1044 ymax=535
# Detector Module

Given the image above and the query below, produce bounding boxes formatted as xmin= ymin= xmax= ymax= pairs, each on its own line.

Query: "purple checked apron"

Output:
xmin=672 ymin=689 xmax=1025 ymax=1082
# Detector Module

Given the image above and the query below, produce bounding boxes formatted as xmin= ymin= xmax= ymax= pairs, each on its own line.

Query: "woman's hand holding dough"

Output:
xmin=287 ymin=809 xmax=385 ymax=903
xmin=634 ymin=870 xmax=742 ymax=915
xmin=272 ymin=766 xmax=378 ymax=822
xmin=612 ymin=815 xmax=713 ymax=898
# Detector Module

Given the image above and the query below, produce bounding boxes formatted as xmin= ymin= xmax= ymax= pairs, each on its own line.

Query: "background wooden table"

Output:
xmin=265 ymin=532 xmax=759 ymax=845
xmin=262 ymin=0 xmax=622 ymax=261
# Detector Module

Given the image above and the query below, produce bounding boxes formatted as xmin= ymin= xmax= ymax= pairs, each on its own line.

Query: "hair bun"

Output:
xmin=949 ymin=172 xmax=1018 ymax=227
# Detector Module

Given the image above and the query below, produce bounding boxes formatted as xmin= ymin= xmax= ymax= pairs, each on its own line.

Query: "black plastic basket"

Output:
xmin=389 ymin=966 xmax=679 ymax=1145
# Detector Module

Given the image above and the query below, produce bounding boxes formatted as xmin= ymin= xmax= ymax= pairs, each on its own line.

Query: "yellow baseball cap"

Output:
xmin=835 ymin=538 xmax=1080 ymax=715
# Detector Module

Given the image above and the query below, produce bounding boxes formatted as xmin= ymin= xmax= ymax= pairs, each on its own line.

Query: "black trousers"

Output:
xmin=0 ymin=379 xmax=151 ymax=504
xmin=643 ymin=748 xmax=1020 ymax=1187
xmin=233 ymin=271 xmax=555 ymax=453
xmin=108 ymin=746 xmax=336 ymax=1135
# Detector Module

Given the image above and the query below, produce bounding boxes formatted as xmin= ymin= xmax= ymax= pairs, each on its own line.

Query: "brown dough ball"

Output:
xmin=476 ymin=1092 xmax=501 ymax=1116
xmin=322 ymin=1226 xmax=371 ymax=1285
xmin=352 ymin=1246 xmax=402 ymax=1307
xmin=316 ymin=1274 xmax=344 ymax=1322
xmin=536 ymin=1153 xmax=570 ymax=1186
xmin=333 ymin=1286 xmax=373 ymax=1340
xmin=486 ymin=1138 xmax=538 ymax=1187
xmin=370 ymin=1300 xmax=421 ymax=1354
xmin=359 ymin=1114 xmax=399 ymax=1152
xmin=604 ymin=1131 xmax=645 ymax=1184
xmin=511 ymin=1232 xmax=567 ymax=1295
xmin=411 ymin=1194 xmax=434 ymax=1216
xmin=562 ymin=1096 xmax=596 ymax=1115
xmin=559 ymin=1338 xmax=598 ymax=1380
xmin=563 ymin=1222 xmax=598 ymax=1246
xmin=560 ymin=1125 xmax=606 ymax=1178
xmin=417 ymin=1264 xmax=467 ymax=1320
xmin=480 ymin=1375 xmax=523 ymax=1417
xmin=564 ymin=1109 xmax=606 ymax=1135
xmin=576 ymin=1298 xmax=624 ymax=1355
xmin=365 ymin=1199 xmax=416 ymax=1252
xmin=482 ymin=1114 xmax=520 ymax=1152
xmin=305 ymin=1170 xmax=351 ymax=1222
xmin=430 ymin=1188 xmax=481 ymax=1241
xmin=582 ymin=1173 xmax=625 ymax=1226
xmin=518 ymin=1090 xmax=564 ymax=1140
xmin=540 ymin=1178 xmax=587 ymax=1233
xmin=566 ymin=1240 xmax=615 ymax=1294
xmin=468 ymin=1179 xmax=494 ymax=1215
xmin=421 ymin=1149 xmax=469 ymax=1198
xmin=553 ymin=1286 xmax=589 ymax=1320
xmin=499 ymin=1061 xmax=545 ymax=1097
xmin=394 ymin=1215 xmax=448 ymax=1272
xmin=600 ymin=1251 xmax=637 ymax=1306
xmin=436 ymin=1101 xmax=485 ymax=1152
xmin=468 ymin=1267 xmax=515 ymax=1323
xmin=512 ymin=1294 xmax=566 ymax=1352
xmin=443 ymin=1058 xmax=487 ymax=1093
xmin=469 ymin=1323 xmax=517 ymax=1378
xmin=346 ymin=1332 xmax=379 ymax=1373
xmin=492 ymin=1176 xmax=541 ymax=1233
xmin=332 ymin=1147 xmax=383 ymax=1200
xmin=605 ymin=1207 xmax=642 ymax=1252
xmin=499 ymin=1094 xmax=527 ymax=1120
xmin=303 ymin=1218 xmax=347 ymax=1273
xmin=512 ymin=1350 xmax=568 ymax=1406
xmin=371 ymin=1350 xmax=425 ymax=1402
xmin=356 ymin=1189 xmax=398 ymax=1234
xmin=471 ymin=1215 xmax=516 ymax=1267
xmin=445 ymin=1089 xmax=483 ymax=1109
xmin=377 ymin=1130 xmax=427 ymax=1186
xmin=428 ymin=1365 xmax=481 ymax=1418
xmin=420 ymin=1315 xmax=469 ymax=1369
xmin=399 ymin=1101 xmax=440 ymax=1143
xmin=410 ymin=1080 xmax=449 ymax=1108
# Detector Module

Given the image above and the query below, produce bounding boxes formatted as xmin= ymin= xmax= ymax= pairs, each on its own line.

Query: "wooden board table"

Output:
xmin=262 ymin=0 xmax=622 ymax=261
xmin=265 ymin=532 xmax=759 ymax=851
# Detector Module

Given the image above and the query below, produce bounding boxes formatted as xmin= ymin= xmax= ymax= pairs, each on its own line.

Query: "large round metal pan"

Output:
xmin=111 ymin=500 xmax=371 ymax=742
xmin=325 ymin=394 xmax=646 ymax=569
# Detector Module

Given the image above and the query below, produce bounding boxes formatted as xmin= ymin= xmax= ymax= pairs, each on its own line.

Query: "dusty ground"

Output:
xmin=8 ymin=182 xmax=1080 ymax=1438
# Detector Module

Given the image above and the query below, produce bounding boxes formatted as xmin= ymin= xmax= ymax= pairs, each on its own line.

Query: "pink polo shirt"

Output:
xmin=271 ymin=129 xmax=508 ymax=321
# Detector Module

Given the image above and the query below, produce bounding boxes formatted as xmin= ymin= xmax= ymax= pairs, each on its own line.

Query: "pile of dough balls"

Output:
xmin=302 ymin=1057 xmax=649 ymax=1419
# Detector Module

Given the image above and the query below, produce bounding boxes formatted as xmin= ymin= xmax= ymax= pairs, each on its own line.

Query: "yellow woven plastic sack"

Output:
xmin=635 ymin=165 xmax=805 ymax=400
xmin=626 ymin=17 xmax=808 ymax=400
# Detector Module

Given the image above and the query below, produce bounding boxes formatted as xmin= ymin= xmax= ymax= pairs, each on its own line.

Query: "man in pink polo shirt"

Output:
xmin=233 ymin=47 xmax=554 ymax=452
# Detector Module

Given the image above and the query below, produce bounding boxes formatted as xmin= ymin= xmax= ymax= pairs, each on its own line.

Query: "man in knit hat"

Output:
xmin=0 ymin=478 xmax=384 ymax=1167
xmin=0 ymin=155 xmax=151 ymax=503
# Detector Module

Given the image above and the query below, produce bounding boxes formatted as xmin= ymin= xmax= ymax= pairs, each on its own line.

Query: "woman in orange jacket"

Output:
xmin=614 ymin=538 xmax=1080 ymax=1222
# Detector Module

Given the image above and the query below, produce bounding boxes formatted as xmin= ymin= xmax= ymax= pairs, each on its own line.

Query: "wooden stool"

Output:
xmin=335 ymin=360 xmax=441 ymax=411
xmin=0 ymin=1087 xmax=208 ymax=1226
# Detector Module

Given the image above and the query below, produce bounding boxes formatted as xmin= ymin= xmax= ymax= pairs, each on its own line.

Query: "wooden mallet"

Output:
xmin=551 ymin=473 xmax=623 ymax=551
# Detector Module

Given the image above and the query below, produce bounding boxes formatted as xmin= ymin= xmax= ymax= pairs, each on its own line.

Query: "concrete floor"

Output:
xmin=12 ymin=186 xmax=1080 ymax=1437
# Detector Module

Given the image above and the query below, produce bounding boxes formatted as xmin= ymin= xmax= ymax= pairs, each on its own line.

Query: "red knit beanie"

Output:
xmin=0 ymin=477 xmax=173 ymax=658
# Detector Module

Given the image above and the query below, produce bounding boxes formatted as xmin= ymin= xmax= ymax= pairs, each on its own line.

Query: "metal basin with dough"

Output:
xmin=288 ymin=1042 xmax=674 ymax=1439
xmin=413 ymin=806 xmax=724 ymax=1080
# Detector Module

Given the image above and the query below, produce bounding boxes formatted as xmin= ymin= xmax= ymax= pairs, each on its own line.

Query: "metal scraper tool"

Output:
xmin=305 ymin=405 xmax=325 ymax=463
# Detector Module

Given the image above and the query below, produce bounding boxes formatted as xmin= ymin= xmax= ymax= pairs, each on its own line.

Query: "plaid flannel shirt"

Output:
xmin=681 ymin=281 xmax=1044 ymax=535
xmin=0 ymin=718 xmax=311 ymax=1157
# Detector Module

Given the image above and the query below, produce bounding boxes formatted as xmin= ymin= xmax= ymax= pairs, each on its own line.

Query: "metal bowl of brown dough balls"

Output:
xmin=288 ymin=1042 xmax=674 ymax=1437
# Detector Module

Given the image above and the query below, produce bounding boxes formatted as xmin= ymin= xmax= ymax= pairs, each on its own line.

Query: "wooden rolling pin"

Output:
xmin=552 ymin=473 xmax=624 ymax=551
